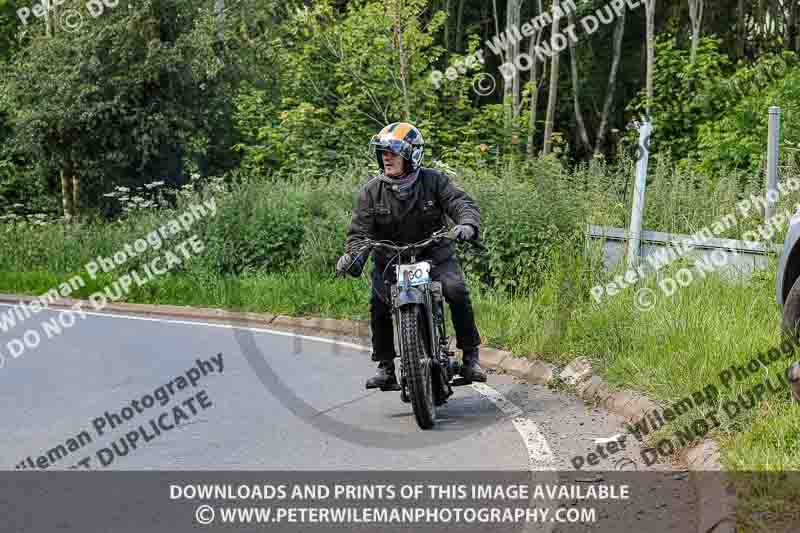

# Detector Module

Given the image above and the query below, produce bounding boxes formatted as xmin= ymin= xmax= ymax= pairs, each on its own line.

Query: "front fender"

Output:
xmin=777 ymin=212 xmax=800 ymax=307
xmin=395 ymin=286 xmax=425 ymax=307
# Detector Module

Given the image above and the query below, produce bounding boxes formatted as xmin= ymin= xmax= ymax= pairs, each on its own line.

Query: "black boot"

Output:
xmin=460 ymin=348 xmax=487 ymax=383
xmin=366 ymin=360 xmax=401 ymax=391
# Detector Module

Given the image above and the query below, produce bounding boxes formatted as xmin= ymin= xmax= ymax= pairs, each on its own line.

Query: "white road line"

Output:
xmin=469 ymin=384 xmax=556 ymax=533
xmin=470 ymin=382 xmax=555 ymax=468
xmin=0 ymin=303 xmax=371 ymax=352
xmin=595 ymin=433 xmax=624 ymax=444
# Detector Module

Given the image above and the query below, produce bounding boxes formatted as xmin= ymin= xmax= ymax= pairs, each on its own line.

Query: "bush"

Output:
xmin=297 ymin=185 xmax=353 ymax=275
xmin=459 ymin=158 xmax=583 ymax=294
xmin=200 ymin=182 xmax=307 ymax=275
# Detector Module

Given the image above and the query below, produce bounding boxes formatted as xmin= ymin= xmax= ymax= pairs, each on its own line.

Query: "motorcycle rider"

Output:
xmin=336 ymin=122 xmax=487 ymax=390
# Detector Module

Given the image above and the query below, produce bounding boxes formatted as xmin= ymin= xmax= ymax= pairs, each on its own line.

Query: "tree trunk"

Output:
xmin=492 ymin=0 xmax=504 ymax=67
xmin=594 ymin=8 xmax=626 ymax=155
xmin=215 ymin=0 xmax=225 ymax=42
xmin=444 ymin=0 xmax=451 ymax=52
xmin=393 ymin=0 xmax=411 ymax=120
xmin=455 ymin=0 xmax=465 ymax=51
xmin=527 ymin=0 xmax=545 ymax=158
xmin=644 ymin=0 xmax=656 ymax=116
xmin=507 ymin=0 xmax=522 ymax=120
xmin=475 ymin=0 xmax=489 ymax=107
xmin=61 ymin=170 xmax=74 ymax=222
xmin=567 ymin=12 xmax=591 ymax=153
xmin=737 ymin=0 xmax=746 ymax=58
xmin=787 ymin=0 xmax=798 ymax=52
xmin=543 ymin=0 xmax=561 ymax=156
xmin=45 ymin=8 xmax=53 ymax=37
xmin=72 ymin=175 xmax=81 ymax=219
xmin=688 ymin=0 xmax=703 ymax=64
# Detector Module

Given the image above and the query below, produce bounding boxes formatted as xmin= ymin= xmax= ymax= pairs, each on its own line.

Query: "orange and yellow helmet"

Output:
xmin=369 ymin=122 xmax=425 ymax=173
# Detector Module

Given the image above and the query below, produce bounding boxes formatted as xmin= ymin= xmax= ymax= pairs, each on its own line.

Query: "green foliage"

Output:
xmin=693 ymin=53 xmax=799 ymax=175
xmin=0 ymin=0 xmax=23 ymax=63
xmin=626 ymin=33 xmax=798 ymax=177
xmin=628 ymin=34 xmax=732 ymax=161
xmin=200 ymin=181 xmax=306 ymax=275
xmin=441 ymin=102 xmax=509 ymax=168
xmin=231 ymin=0 xmax=522 ymax=178
xmin=0 ymin=0 xmax=255 ymax=205
xmin=297 ymin=186 xmax=354 ymax=275
xmin=233 ymin=87 xmax=339 ymax=178
xmin=452 ymin=158 xmax=582 ymax=294
xmin=0 ymin=161 xmax=51 ymax=212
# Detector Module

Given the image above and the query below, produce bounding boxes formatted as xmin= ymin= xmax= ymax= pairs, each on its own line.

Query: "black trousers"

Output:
xmin=370 ymin=257 xmax=481 ymax=362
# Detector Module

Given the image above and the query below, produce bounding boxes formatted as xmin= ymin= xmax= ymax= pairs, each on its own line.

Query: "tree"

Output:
xmin=645 ymin=0 xmax=656 ymax=116
xmin=391 ymin=0 xmax=412 ymax=120
xmin=1 ymin=0 xmax=236 ymax=218
xmin=527 ymin=0 xmax=546 ymax=158
xmin=542 ymin=0 xmax=561 ymax=155
xmin=232 ymin=0 xmax=448 ymax=176
xmin=594 ymin=7 xmax=626 ymax=155
xmin=507 ymin=0 xmax=523 ymax=121
xmin=737 ymin=0 xmax=745 ymax=58
xmin=567 ymin=11 xmax=591 ymax=153
xmin=455 ymin=0 xmax=465 ymax=51
xmin=688 ymin=0 xmax=704 ymax=64
xmin=215 ymin=0 xmax=225 ymax=42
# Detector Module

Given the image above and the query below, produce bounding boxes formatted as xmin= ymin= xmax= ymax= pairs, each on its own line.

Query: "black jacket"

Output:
xmin=345 ymin=167 xmax=480 ymax=269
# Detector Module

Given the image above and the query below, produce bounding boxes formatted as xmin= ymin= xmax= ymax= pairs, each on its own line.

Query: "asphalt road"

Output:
xmin=0 ymin=305 xmax=696 ymax=531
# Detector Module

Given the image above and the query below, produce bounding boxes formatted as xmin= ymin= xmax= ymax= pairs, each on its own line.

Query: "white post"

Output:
xmin=767 ymin=106 xmax=781 ymax=224
xmin=627 ymin=120 xmax=652 ymax=269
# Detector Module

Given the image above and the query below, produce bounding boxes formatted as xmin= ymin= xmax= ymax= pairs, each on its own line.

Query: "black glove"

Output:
xmin=336 ymin=253 xmax=364 ymax=277
xmin=452 ymin=224 xmax=476 ymax=242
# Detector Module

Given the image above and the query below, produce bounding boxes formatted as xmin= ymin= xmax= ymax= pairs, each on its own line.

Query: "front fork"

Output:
xmin=429 ymin=282 xmax=453 ymax=364
xmin=427 ymin=282 xmax=456 ymax=402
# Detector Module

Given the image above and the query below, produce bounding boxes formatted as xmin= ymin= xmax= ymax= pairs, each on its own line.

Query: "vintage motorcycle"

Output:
xmin=340 ymin=227 xmax=485 ymax=429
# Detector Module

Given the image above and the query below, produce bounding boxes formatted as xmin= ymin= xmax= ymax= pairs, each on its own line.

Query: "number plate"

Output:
xmin=396 ymin=262 xmax=431 ymax=288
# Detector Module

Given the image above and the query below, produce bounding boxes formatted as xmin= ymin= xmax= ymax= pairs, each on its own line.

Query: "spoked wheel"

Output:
xmin=398 ymin=305 xmax=435 ymax=429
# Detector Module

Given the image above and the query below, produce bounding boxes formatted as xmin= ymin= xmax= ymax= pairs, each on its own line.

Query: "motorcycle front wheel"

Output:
xmin=398 ymin=305 xmax=436 ymax=429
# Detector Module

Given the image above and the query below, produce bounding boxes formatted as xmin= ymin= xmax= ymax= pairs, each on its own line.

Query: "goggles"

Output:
xmin=370 ymin=136 xmax=412 ymax=159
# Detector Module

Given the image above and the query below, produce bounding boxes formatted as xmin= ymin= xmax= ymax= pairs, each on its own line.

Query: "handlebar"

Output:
xmin=335 ymin=226 xmax=486 ymax=279
xmin=358 ymin=227 xmax=486 ymax=255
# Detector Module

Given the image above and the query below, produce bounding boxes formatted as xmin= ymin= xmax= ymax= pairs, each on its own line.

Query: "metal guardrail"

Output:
xmin=587 ymin=224 xmax=783 ymax=255
xmin=586 ymin=224 xmax=781 ymax=277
